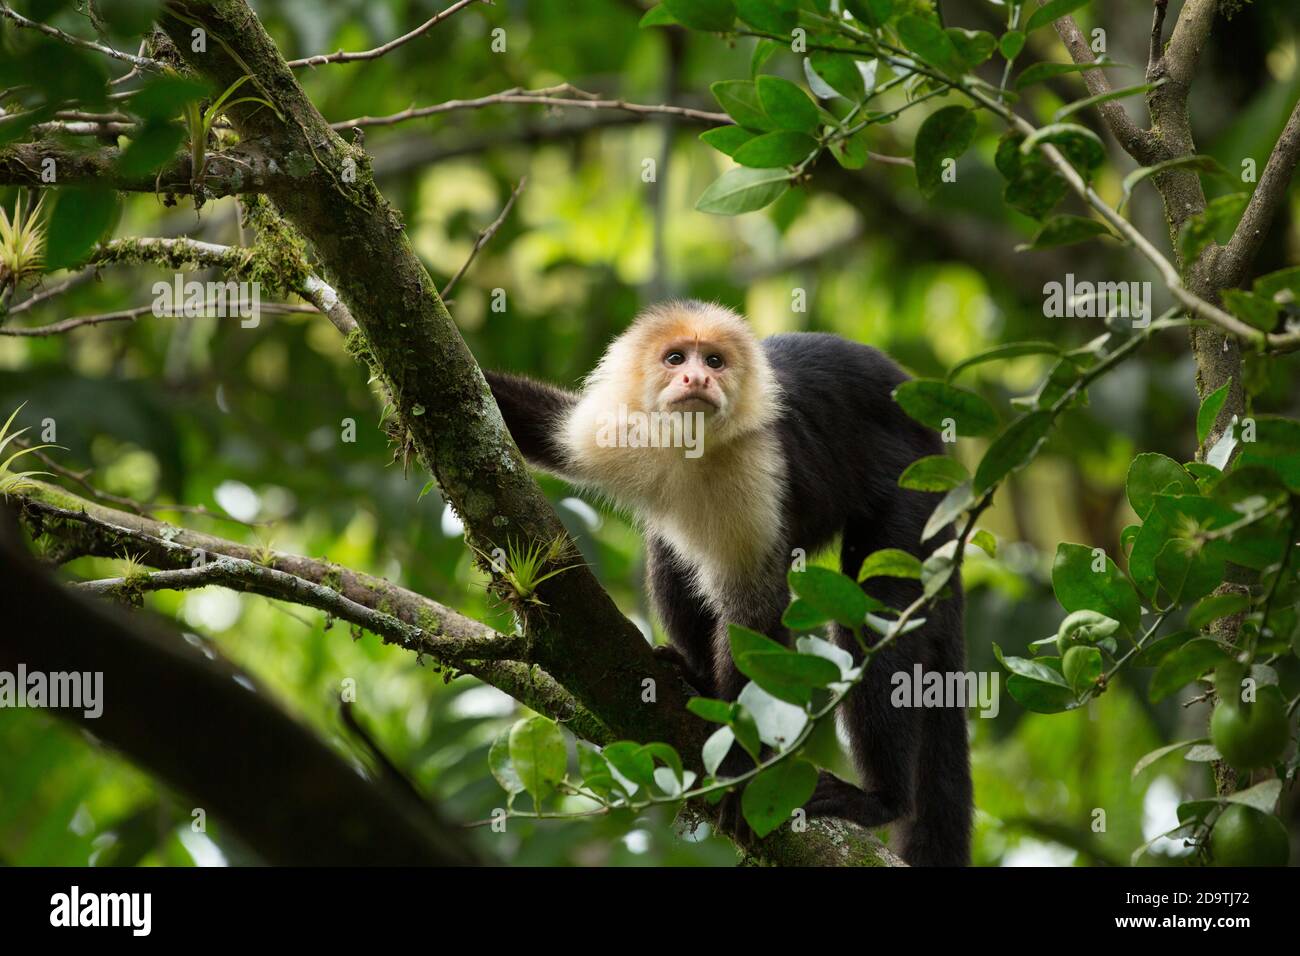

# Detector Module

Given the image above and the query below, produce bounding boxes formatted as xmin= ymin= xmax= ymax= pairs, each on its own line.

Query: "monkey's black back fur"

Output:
xmin=485 ymin=330 xmax=973 ymax=866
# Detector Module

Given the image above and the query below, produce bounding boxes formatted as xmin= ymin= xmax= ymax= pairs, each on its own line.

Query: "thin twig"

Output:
xmin=288 ymin=0 xmax=487 ymax=68
xmin=0 ymin=301 xmax=314 ymax=337
xmin=333 ymin=83 xmax=729 ymax=130
xmin=1149 ymin=0 xmax=1170 ymax=77
xmin=0 ymin=3 xmax=165 ymax=72
xmin=441 ymin=177 xmax=526 ymax=299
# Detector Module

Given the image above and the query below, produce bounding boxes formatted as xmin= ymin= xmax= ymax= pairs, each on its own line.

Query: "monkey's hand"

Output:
xmin=804 ymin=772 xmax=899 ymax=830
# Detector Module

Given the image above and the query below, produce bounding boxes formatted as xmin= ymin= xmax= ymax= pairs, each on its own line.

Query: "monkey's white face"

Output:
xmin=652 ymin=340 xmax=730 ymax=419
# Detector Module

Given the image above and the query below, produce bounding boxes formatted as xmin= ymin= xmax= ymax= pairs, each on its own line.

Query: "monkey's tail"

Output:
xmin=901 ymin=700 xmax=973 ymax=866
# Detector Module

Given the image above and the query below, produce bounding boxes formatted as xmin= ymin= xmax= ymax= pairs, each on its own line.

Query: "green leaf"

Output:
xmin=730 ymin=705 xmax=763 ymax=764
xmin=857 ymin=548 xmax=923 ymax=582
xmin=1154 ymin=538 xmax=1224 ymax=605
xmin=892 ymin=378 xmax=998 ymax=436
xmin=1014 ymin=59 xmax=1122 ymax=90
xmin=844 ymin=0 xmax=893 ymax=29
xmin=710 ymin=80 xmax=774 ymax=130
xmin=970 ymin=529 xmax=997 ymax=557
xmin=899 ymin=454 xmax=970 ymax=491
xmin=914 ymin=105 xmax=976 ymax=196
xmin=1062 ymin=645 xmax=1102 ymax=693
xmin=947 ymin=28 xmax=996 ymax=69
xmin=1178 ymin=192 xmax=1249 ymax=263
xmin=1119 ymin=154 xmax=1228 ymax=211
xmin=1016 ymin=214 xmax=1113 ymax=250
xmin=1006 ymin=674 xmax=1079 ymax=712
xmin=601 ymin=740 xmax=657 ymax=790
xmin=829 ymin=130 xmax=870 ymax=169
xmin=700 ymin=125 xmax=757 ymax=157
xmin=127 ymin=75 xmax=210 ymax=120
xmin=896 ymin=14 xmax=965 ymax=75
xmin=741 ymin=758 xmax=818 ymax=837
xmin=1221 ymin=289 xmax=1279 ymax=332
xmin=947 ymin=341 xmax=1061 ymax=381
xmin=1149 ymin=638 xmax=1229 ymax=702
xmin=1196 ymin=379 xmax=1232 ymax=447
xmin=973 ymin=411 xmax=1053 ymax=493
xmin=788 ymin=566 xmax=879 ymax=627
xmin=489 ymin=729 xmax=526 ymax=794
xmin=116 ymin=120 xmax=184 ymax=177
xmin=1126 ymin=453 xmax=1197 ymax=519
xmin=808 ymin=52 xmax=866 ymax=100
xmin=736 ymin=650 xmax=842 ymax=705
xmin=921 ymin=548 xmax=955 ymax=599
xmin=687 ymin=696 xmax=734 ymax=724
xmin=755 ymin=75 xmax=820 ymax=133
xmin=1132 ymin=738 xmax=1209 ymax=779
xmin=922 ymin=480 xmax=974 ymax=542
xmin=1053 ymin=80 xmax=1162 ymax=123
xmin=508 ymin=716 xmax=567 ymax=803
xmin=639 ymin=5 xmax=680 ymax=27
xmin=1000 ymin=30 xmax=1026 ymax=61
xmin=1020 ymin=123 xmax=1105 ymax=177
xmin=729 ymin=623 xmax=789 ymax=659
xmin=736 ymin=0 xmax=796 ymax=33
xmin=996 ymin=131 xmax=1069 ymax=219
xmin=732 ymin=130 xmax=818 ymax=167
xmin=577 ymin=743 xmax=616 ymax=796
xmin=1051 ymin=542 xmax=1141 ymax=634
xmin=1253 ymin=264 xmax=1300 ymax=302
xmin=1025 ymin=0 xmax=1093 ymax=34
xmin=782 ymin=598 xmax=831 ymax=630
xmin=695 ymin=166 xmax=791 ymax=214
xmin=45 ymin=187 xmax=119 ymax=270
xmin=662 ymin=0 xmax=735 ymax=32
xmin=1188 ymin=592 xmax=1250 ymax=630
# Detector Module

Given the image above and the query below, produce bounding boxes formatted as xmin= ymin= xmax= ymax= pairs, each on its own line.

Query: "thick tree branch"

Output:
xmin=1218 ymin=96 xmax=1300 ymax=288
xmin=76 ymin=557 xmax=530 ymax=662
xmin=0 ymin=508 xmax=479 ymax=865
xmin=13 ymin=479 xmax=611 ymax=744
xmin=0 ymin=139 xmax=277 ymax=195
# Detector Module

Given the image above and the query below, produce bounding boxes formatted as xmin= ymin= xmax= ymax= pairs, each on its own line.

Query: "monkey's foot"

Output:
xmin=652 ymin=643 xmax=708 ymax=695
xmin=803 ymin=772 xmax=901 ymax=830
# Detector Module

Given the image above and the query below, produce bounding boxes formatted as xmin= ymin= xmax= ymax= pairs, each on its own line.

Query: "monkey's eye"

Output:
xmin=664 ymin=351 xmax=685 ymax=366
xmin=705 ymin=354 xmax=725 ymax=369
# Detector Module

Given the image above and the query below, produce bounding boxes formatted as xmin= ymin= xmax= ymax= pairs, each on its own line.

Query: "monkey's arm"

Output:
xmin=483 ymin=370 xmax=579 ymax=475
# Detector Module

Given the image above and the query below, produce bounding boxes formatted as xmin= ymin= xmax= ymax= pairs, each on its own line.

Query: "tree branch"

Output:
xmin=1042 ymin=2 xmax=1158 ymax=163
xmin=13 ymin=479 xmax=611 ymax=743
xmin=441 ymin=177 xmax=525 ymax=299
xmin=287 ymin=0 xmax=487 ymax=68
xmin=1218 ymin=96 xmax=1300 ymax=288
xmin=331 ymin=83 xmax=729 ymax=130
xmin=0 ymin=508 xmax=480 ymax=865
xmin=0 ymin=3 xmax=166 ymax=72
xmin=0 ymin=139 xmax=277 ymax=195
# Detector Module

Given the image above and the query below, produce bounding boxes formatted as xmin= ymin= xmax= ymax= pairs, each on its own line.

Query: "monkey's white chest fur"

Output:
xmin=561 ymin=407 xmax=786 ymax=591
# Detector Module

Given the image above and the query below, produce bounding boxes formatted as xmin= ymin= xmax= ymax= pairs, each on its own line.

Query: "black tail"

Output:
xmin=483 ymin=369 xmax=578 ymax=475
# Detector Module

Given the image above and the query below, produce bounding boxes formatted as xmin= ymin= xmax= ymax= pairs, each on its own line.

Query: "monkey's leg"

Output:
xmin=645 ymin=536 xmax=717 ymax=696
xmin=802 ymin=514 xmax=923 ymax=835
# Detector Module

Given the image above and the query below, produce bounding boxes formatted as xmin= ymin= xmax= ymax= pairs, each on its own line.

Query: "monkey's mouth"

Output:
xmin=666 ymin=393 xmax=720 ymax=413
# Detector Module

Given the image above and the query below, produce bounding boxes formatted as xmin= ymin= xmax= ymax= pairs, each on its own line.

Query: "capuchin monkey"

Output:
xmin=485 ymin=300 xmax=971 ymax=866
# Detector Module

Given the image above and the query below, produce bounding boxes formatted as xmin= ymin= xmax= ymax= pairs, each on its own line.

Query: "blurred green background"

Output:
xmin=1 ymin=0 xmax=1299 ymax=866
